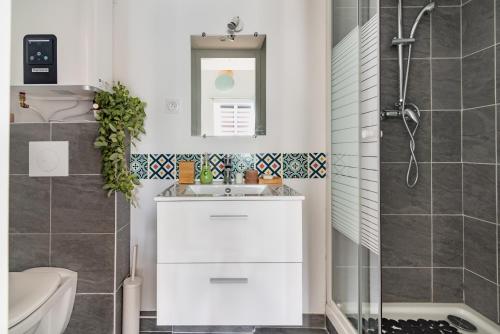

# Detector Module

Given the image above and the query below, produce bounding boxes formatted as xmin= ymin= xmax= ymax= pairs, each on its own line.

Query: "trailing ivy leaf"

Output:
xmin=94 ymin=82 xmax=146 ymax=205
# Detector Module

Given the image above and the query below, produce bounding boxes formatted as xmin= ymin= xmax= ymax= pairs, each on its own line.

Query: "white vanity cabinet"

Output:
xmin=155 ymin=190 xmax=304 ymax=326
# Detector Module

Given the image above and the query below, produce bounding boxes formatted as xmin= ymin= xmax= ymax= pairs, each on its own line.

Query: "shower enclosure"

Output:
xmin=328 ymin=0 xmax=500 ymax=333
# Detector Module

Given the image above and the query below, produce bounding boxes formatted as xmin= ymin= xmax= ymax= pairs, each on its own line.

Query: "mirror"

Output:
xmin=191 ymin=34 xmax=266 ymax=137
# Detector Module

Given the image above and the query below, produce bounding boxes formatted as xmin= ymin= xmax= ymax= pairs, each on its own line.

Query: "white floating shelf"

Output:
xmin=11 ymin=84 xmax=102 ymax=99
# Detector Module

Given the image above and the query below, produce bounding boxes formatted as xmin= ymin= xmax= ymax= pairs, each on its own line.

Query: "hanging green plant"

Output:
xmin=94 ymin=82 xmax=146 ymax=204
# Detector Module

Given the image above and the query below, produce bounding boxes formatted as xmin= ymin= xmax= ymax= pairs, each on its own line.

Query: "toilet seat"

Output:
xmin=8 ymin=272 xmax=62 ymax=328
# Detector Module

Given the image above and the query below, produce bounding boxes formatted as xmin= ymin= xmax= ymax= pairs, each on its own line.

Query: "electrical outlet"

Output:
xmin=165 ymin=98 xmax=180 ymax=113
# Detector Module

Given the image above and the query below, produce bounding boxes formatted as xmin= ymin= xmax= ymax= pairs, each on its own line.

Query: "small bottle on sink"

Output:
xmin=200 ymin=153 xmax=213 ymax=184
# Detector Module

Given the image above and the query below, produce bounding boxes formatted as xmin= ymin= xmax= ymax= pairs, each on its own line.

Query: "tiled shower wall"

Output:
xmin=9 ymin=122 xmax=130 ymax=334
xmin=380 ymin=0 xmax=500 ymax=325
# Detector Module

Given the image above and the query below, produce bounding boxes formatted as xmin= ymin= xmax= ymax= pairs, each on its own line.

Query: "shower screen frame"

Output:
xmin=325 ymin=0 xmax=381 ymax=333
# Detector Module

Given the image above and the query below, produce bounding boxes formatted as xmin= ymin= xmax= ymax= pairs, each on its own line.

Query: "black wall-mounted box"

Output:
xmin=23 ymin=34 xmax=57 ymax=84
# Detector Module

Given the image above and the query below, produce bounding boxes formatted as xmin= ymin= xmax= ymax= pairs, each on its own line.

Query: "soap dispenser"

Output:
xmin=200 ymin=153 xmax=213 ymax=184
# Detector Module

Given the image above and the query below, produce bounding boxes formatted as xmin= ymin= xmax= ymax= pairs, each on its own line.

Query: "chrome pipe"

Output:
xmin=397 ymin=0 xmax=404 ymax=104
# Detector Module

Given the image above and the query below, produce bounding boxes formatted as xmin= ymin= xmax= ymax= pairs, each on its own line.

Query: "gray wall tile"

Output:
xmin=380 ymin=59 xmax=431 ymax=111
xmin=51 ymin=122 xmax=101 ymax=175
xmin=462 ymin=0 xmax=494 ymax=56
xmin=382 ymin=268 xmax=431 ymax=302
xmin=432 ymin=164 xmax=462 ymax=214
xmin=463 ymin=164 xmax=496 ymax=223
xmin=464 ymin=270 xmax=498 ymax=323
xmin=9 ymin=176 xmax=50 ymax=233
xmin=463 ymin=106 xmax=496 ymax=163
xmin=405 ymin=59 xmax=431 ymax=110
xmin=432 ymin=59 xmax=461 ymax=110
xmin=51 ymin=175 xmax=115 ymax=233
xmin=66 ymin=294 xmax=114 ymax=334
xmin=463 ymin=47 xmax=495 ymax=109
xmin=51 ymin=234 xmax=114 ymax=293
xmin=9 ymin=123 xmax=50 ymax=174
xmin=433 ymin=215 xmax=463 ymax=268
xmin=433 ymin=268 xmax=463 ymax=303
xmin=380 ymin=7 xmax=397 ymax=59
xmin=10 ymin=234 xmax=49 ymax=271
xmin=464 ymin=217 xmax=497 ymax=282
xmin=432 ymin=7 xmax=461 ymax=58
xmin=381 ymin=215 xmax=431 ymax=267
xmin=381 ymin=163 xmax=431 ymax=214
xmin=380 ymin=59 xmax=399 ymax=109
xmin=116 ymin=287 xmax=123 ymax=334
xmin=116 ymin=224 xmax=130 ymax=290
xmin=432 ymin=111 xmax=461 ymax=162
xmin=117 ymin=192 xmax=130 ymax=231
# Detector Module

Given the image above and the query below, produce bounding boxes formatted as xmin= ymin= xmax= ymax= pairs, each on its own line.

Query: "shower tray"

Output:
xmin=382 ymin=303 xmax=500 ymax=334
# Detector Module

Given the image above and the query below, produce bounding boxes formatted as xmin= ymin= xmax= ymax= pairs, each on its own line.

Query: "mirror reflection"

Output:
xmin=191 ymin=34 xmax=266 ymax=137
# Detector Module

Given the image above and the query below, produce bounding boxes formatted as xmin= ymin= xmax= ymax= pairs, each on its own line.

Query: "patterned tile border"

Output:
xmin=130 ymin=153 xmax=327 ymax=180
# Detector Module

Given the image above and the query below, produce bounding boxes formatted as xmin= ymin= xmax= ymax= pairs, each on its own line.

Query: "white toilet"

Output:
xmin=9 ymin=267 xmax=77 ymax=334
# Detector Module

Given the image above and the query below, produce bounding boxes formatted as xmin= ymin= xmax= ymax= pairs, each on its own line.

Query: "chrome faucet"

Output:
xmin=223 ymin=155 xmax=232 ymax=184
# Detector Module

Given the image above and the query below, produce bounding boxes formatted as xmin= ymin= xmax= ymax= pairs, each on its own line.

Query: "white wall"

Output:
xmin=114 ymin=0 xmax=327 ymax=313
xmin=0 ymin=0 xmax=10 ymax=331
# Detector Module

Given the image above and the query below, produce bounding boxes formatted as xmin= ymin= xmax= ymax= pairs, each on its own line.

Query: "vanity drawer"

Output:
xmin=157 ymin=263 xmax=302 ymax=325
xmin=157 ymin=201 xmax=302 ymax=263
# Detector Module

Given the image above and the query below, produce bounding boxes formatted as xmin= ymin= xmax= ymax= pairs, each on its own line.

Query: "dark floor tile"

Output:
xmin=464 ymin=270 xmax=498 ymax=323
xmin=463 ymin=164 xmax=496 ymax=223
xmin=433 ymin=215 xmax=463 ymax=267
xmin=51 ymin=234 xmax=114 ymax=293
xmin=116 ymin=224 xmax=130 ymax=289
xmin=382 ymin=268 xmax=431 ymax=302
xmin=433 ymin=268 xmax=463 ymax=303
xmin=462 ymin=0 xmax=494 ymax=56
xmin=381 ymin=163 xmax=431 ymax=214
xmin=381 ymin=110 xmax=431 ymax=163
xmin=432 ymin=59 xmax=461 ymax=110
xmin=325 ymin=317 xmax=337 ymax=334
xmin=432 ymin=6 xmax=461 ymax=58
xmin=432 ymin=111 xmax=461 ymax=162
xmin=141 ymin=318 xmax=173 ymax=332
xmin=9 ymin=175 xmax=50 ymax=233
xmin=254 ymin=329 xmax=327 ymax=334
xmin=51 ymin=175 xmax=115 ymax=233
xmin=9 ymin=123 xmax=50 ymax=174
xmin=302 ymin=314 xmax=326 ymax=329
xmin=140 ymin=311 xmax=157 ymax=317
xmin=463 ymin=47 xmax=495 ymax=109
xmin=10 ymin=234 xmax=49 ymax=272
xmin=65 ymin=294 xmax=114 ymax=334
xmin=464 ymin=217 xmax=497 ymax=283
xmin=381 ymin=215 xmax=431 ymax=267
xmin=432 ymin=164 xmax=462 ymax=214
xmin=463 ymin=106 xmax=496 ymax=163
xmin=51 ymin=122 xmax=101 ymax=174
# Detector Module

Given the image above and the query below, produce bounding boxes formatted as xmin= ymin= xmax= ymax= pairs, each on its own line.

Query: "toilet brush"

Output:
xmin=123 ymin=245 xmax=143 ymax=334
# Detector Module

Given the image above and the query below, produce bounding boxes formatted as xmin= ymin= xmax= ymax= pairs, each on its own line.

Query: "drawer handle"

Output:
xmin=209 ymin=277 xmax=249 ymax=284
xmin=209 ymin=214 xmax=248 ymax=220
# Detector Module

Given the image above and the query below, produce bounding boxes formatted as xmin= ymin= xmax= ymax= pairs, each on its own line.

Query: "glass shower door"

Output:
xmin=328 ymin=0 xmax=380 ymax=333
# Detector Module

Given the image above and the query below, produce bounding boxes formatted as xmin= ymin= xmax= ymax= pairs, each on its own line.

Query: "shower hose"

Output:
xmin=401 ymin=43 xmax=420 ymax=188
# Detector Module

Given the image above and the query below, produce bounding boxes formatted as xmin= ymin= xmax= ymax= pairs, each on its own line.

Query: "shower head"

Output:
xmin=409 ymin=2 xmax=436 ymax=38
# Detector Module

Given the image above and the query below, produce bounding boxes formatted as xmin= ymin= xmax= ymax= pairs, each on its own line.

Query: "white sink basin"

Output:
xmin=186 ymin=184 xmax=269 ymax=196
